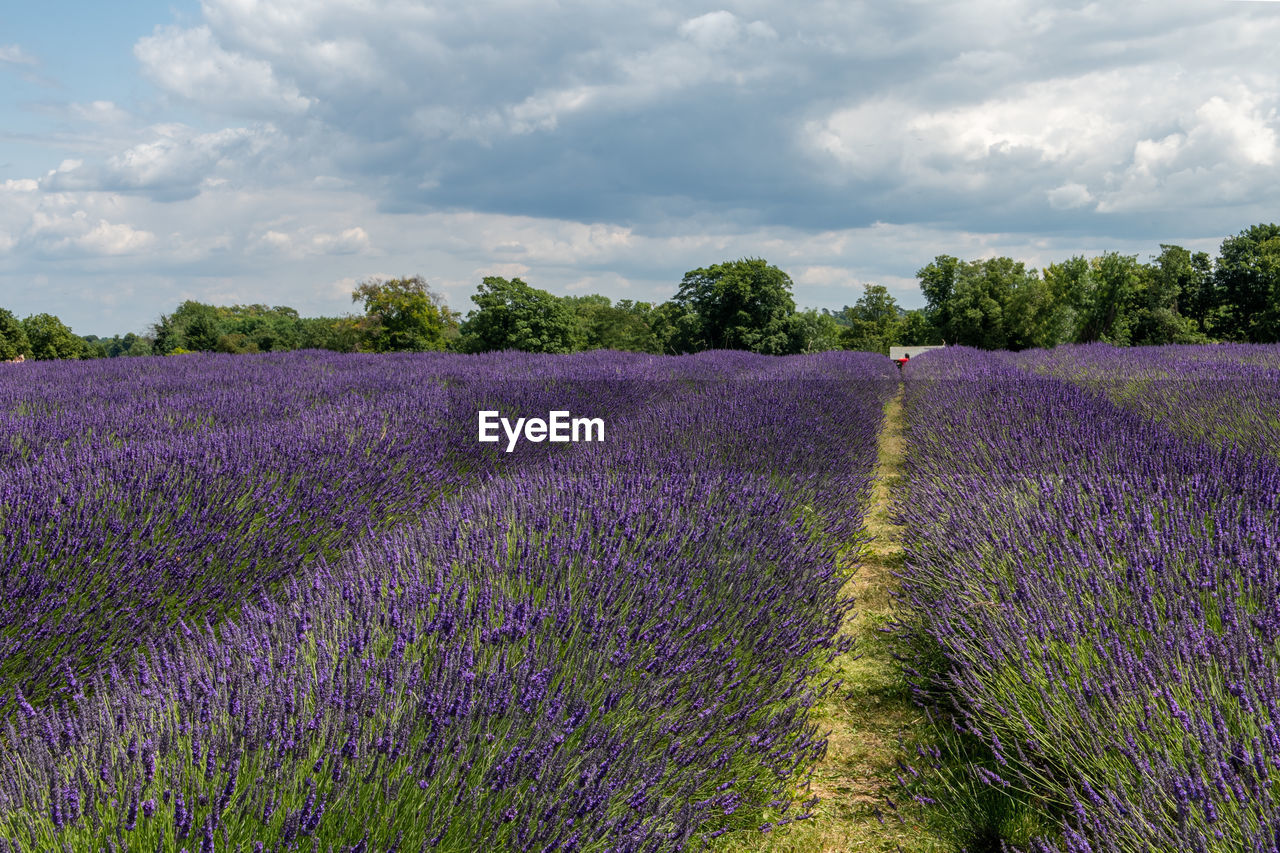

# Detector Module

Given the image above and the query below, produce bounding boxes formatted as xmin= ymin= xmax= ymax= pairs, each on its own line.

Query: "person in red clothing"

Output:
xmin=896 ymin=352 xmax=910 ymax=369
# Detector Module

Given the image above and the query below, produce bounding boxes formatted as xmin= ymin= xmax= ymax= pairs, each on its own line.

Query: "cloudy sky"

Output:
xmin=2 ymin=1 xmax=1278 ymax=336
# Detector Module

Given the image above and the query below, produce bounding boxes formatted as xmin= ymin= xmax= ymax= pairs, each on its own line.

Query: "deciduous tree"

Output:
xmin=22 ymin=313 xmax=86 ymax=360
xmin=458 ymin=277 xmax=580 ymax=354
xmin=1214 ymin=223 xmax=1280 ymax=343
xmin=672 ymin=258 xmax=797 ymax=354
xmin=352 ymin=276 xmax=455 ymax=352
xmin=0 ymin=308 xmax=30 ymax=361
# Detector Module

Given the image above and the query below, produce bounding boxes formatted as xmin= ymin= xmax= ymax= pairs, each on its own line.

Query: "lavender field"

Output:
xmin=899 ymin=346 xmax=1280 ymax=851
xmin=3 ymin=345 xmax=1279 ymax=852
xmin=0 ymin=350 xmax=896 ymax=851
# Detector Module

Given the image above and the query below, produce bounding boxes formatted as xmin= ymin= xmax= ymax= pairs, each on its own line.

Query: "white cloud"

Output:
xmin=77 ymin=220 xmax=157 ymax=255
xmin=1194 ymin=93 xmax=1277 ymax=166
xmin=70 ymin=101 xmax=132 ymax=124
xmin=0 ymin=44 xmax=37 ymax=66
xmin=250 ymin=229 xmax=294 ymax=255
xmin=1047 ymin=183 xmax=1094 ymax=210
xmin=327 ymin=275 xmax=365 ymax=300
xmin=23 ymin=209 xmax=156 ymax=256
xmin=311 ymin=226 xmax=371 ymax=255
xmin=805 ymin=62 xmax=1280 ymax=217
xmin=678 ymin=11 xmax=742 ymax=50
xmin=1132 ymin=134 xmax=1184 ymax=175
xmin=38 ymin=125 xmax=279 ymax=200
xmin=6 ymin=0 xmax=1280 ymax=334
xmin=794 ymin=265 xmax=858 ymax=288
xmin=134 ymin=25 xmax=312 ymax=117
xmin=249 ymin=224 xmax=371 ymax=257
xmin=475 ymin=262 xmax=532 ymax=280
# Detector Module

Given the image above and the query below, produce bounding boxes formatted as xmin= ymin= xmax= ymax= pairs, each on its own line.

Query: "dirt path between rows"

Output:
xmin=718 ymin=385 xmax=946 ymax=852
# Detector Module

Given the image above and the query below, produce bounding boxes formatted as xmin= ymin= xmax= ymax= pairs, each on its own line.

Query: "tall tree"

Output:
xmin=297 ymin=317 xmax=363 ymax=353
xmin=1043 ymin=255 xmax=1092 ymax=342
xmin=0 ymin=308 xmax=30 ymax=361
xmin=1129 ymin=247 xmax=1207 ymax=345
xmin=1004 ymin=275 xmax=1064 ymax=351
xmin=896 ymin=310 xmax=941 ymax=346
xmin=565 ymin=295 xmax=662 ymax=353
xmin=22 ymin=313 xmax=86 ymax=360
xmin=1214 ymin=223 xmax=1280 ymax=342
xmin=916 ymin=255 xmax=1057 ymax=349
xmin=458 ymin=277 xmax=580 ymax=354
xmin=218 ymin=304 xmax=302 ymax=352
xmin=1149 ymin=244 xmax=1217 ymax=338
xmin=920 ymin=256 xmax=1041 ymax=349
xmin=153 ymin=301 xmax=222 ymax=353
xmin=1076 ymin=253 xmax=1143 ymax=345
xmin=788 ymin=309 xmax=844 ymax=353
xmin=671 ymin=258 xmax=797 ymax=354
xmin=917 ymin=254 xmax=962 ymax=337
xmin=352 ymin=276 xmax=455 ymax=352
xmin=838 ymin=284 xmax=901 ymax=353
xmin=648 ymin=301 xmax=699 ymax=355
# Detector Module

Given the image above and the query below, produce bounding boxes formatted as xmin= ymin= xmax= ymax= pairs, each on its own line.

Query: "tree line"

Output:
xmin=916 ymin=222 xmax=1280 ymax=349
xmin=3 ymin=222 xmax=1278 ymax=362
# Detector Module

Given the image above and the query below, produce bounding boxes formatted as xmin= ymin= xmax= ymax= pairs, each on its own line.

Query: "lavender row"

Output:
xmin=3 ymin=348 xmax=818 ymax=707
xmin=0 ymin=350 xmax=691 ymax=709
xmin=1012 ymin=342 xmax=1280 ymax=464
xmin=897 ymin=348 xmax=1280 ymax=851
xmin=0 ymin=350 xmax=895 ymax=851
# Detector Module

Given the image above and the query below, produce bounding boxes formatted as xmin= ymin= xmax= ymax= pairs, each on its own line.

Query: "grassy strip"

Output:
xmin=717 ymin=388 xmax=947 ymax=852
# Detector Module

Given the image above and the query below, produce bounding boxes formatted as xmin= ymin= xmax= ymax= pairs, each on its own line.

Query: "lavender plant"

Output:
xmin=897 ymin=347 xmax=1280 ymax=851
xmin=1012 ymin=342 xmax=1280 ymax=463
xmin=0 ymin=350 xmax=895 ymax=851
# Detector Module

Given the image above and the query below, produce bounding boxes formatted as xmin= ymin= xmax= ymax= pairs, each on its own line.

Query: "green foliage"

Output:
xmin=351 ymin=275 xmax=455 ymax=352
xmin=837 ymin=284 xmax=903 ymax=354
xmin=917 ymin=257 xmax=1042 ymax=349
xmin=1080 ymin=253 xmax=1143 ymax=345
xmin=1041 ymin=252 xmax=1206 ymax=348
xmin=897 ymin=310 xmax=943 ymax=346
xmin=154 ymin=301 xmax=368 ymax=355
xmin=1213 ymin=223 xmax=1280 ymax=343
xmin=297 ymin=316 xmax=363 ymax=353
xmin=648 ymin=301 xmax=700 ymax=355
xmin=216 ymin=332 xmax=260 ymax=354
xmin=21 ymin=313 xmax=87 ymax=360
xmin=915 ymin=237 xmax=1266 ymax=351
xmin=458 ymin=277 xmax=581 ymax=354
xmin=1147 ymin=244 xmax=1217 ymax=341
xmin=917 ymin=254 xmax=961 ymax=336
xmin=79 ymin=338 xmax=107 ymax=359
xmin=82 ymin=332 xmax=155 ymax=357
xmin=0 ymin=308 xmax=31 ymax=360
xmin=787 ymin=309 xmax=844 ymax=353
xmin=671 ymin=258 xmax=797 ymax=354
xmin=217 ymin=305 xmax=300 ymax=352
xmin=1003 ymin=276 xmax=1064 ymax=351
xmin=153 ymin=301 xmax=223 ymax=354
xmin=564 ymin=295 xmax=663 ymax=353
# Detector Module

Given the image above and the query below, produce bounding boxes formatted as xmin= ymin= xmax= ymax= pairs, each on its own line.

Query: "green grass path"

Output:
xmin=717 ymin=385 xmax=948 ymax=852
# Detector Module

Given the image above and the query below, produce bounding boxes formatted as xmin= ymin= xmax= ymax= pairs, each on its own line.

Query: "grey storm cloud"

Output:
xmin=115 ymin=0 xmax=1280 ymax=240
xmin=5 ymin=0 xmax=1280 ymax=336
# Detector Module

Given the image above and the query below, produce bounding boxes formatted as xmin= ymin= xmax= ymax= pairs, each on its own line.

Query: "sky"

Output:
xmin=1 ymin=1 xmax=1278 ymax=336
